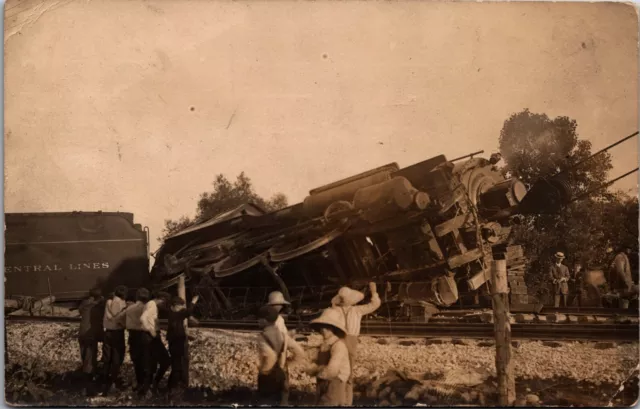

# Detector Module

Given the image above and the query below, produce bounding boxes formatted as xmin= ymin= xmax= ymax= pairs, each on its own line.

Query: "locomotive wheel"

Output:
xmin=212 ymin=251 xmax=268 ymax=278
xmin=323 ymin=200 xmax=354 ymax=224
xmin=268 ymin=227 xmax=346 ymax=262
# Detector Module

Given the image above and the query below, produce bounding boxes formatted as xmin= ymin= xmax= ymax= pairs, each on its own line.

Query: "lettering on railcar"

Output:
xmin=5 ymin=262 xmax=110 ymax=273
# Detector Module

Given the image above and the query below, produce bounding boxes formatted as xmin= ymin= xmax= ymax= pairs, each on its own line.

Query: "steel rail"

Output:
xmin=6 ymin=316 xmax=638 ymax=341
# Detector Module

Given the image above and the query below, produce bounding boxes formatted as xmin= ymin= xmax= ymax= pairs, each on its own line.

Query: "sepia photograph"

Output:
xmin=3 ymin=0 xmax=639 ymax=407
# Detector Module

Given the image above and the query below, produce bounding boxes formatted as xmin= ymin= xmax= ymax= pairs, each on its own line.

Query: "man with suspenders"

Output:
xmin=256 ymin=305 xmax=305 ymax=405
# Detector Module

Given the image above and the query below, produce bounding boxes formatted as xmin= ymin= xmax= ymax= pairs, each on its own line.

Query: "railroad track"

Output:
xmin=6 ymin=315 xmax=638 ymax=342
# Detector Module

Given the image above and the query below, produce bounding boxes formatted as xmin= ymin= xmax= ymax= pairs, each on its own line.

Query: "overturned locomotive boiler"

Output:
xmin=151 ymin=153 xmax=536 ymax=319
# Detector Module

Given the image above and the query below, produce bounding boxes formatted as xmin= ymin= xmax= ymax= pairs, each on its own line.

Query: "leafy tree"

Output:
xmin=499 ymin=108 xmax=612 ymax=197
xmin=498 ymin=109 xmax=637 ymax=303
xmin=160 ymin=172 xmax=288 ymax=241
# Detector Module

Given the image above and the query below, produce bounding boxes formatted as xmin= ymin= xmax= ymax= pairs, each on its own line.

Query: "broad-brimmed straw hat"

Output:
xmin=554 ymin=252 xmax=565 ymax=259
xmin=310 ymin=307 xmax=347 ymax=335
xmin=331 ymin=287 xmax=365 ymax=307
xmin=266 ymin=291 xmax=290 ymax=306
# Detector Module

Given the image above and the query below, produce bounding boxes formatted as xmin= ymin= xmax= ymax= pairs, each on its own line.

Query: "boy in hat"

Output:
xmin=549 ymin=252 xmax=570 ymax=307
xmin=78 ymin=287 xmax=106 ymax=396
xmin=139 ymin=291 xmax=172 ymax=396
xmin=102 ymin=285 xmax=128 ymax=394
xmin=331 ymin=282 xmax=380 ymax=404
xmin=125 ymin=287 xmax=151 ymax=392
xmin=166 ymin=295 xmax=199 ymax=399
xmin=256 ymin=305 xmax=305 ymax=406
xmin=307 ymin=308 xmax=351 ymax=406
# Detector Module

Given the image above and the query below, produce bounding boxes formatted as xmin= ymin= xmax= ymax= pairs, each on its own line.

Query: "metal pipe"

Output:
xmin=554 ymin=131 xmax=638 ymax=177
xmin=450 ymin=150 xmax=485 ymax=163
xmin=569 ymin=167 xmax=639 ymax=204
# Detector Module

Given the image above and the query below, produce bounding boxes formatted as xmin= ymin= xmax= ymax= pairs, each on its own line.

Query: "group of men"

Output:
xmin=549 ymin=248 xmax=637 ymax=308
xmin=77 ymin=286 xmax=199 ymax=399
xmin=257 ymin=282 xmax=381 ymax=406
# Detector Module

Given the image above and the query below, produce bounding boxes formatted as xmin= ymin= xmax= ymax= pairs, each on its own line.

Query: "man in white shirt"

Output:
xmin=139 ymin=291 xmax=171 ymax=396
xmin=101 ymin=285 xmax=128 ymax=394
xmin=125 ymin=287 xmax=151 ymax=392
xmin=331 ymin=282 xmax=381 ymax=405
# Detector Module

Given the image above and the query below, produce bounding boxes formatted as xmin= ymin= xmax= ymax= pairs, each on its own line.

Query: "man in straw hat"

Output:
xmin=265 ymin=290 xmax=294 ymax=338
xmin=331 ymin=282 xmax=380 ymax=404
xmin=256 ymin=305 xmax=306 ymax=406
xmin=549 ymin=252 xmax=570 ymax=308
xmin=307 ymin=308 xmax=351 ymax=406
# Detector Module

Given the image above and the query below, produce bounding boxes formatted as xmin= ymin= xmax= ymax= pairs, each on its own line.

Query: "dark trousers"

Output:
xmin=103 ymin=329 xmax=125 ymax=386
xmin=140 ymin=332 xmax=170 ymax=393
xmin=79 ymin=338 xmax=98 ymax=375
xmin=128 ymin=330 xmax=145 ymax=387
xmin=257 ymin=365 xmax=289 ymax=406
xmin=167 ymin=337 xmax=189 ymax=391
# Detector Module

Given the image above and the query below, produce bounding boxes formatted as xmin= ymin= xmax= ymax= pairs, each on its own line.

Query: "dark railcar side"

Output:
xmin=4 ymin=212 xmax=150 ymax=301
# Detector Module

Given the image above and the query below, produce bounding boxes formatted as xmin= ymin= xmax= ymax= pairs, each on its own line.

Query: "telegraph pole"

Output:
xmin=491 ymin=254 xmax=516 ymax=405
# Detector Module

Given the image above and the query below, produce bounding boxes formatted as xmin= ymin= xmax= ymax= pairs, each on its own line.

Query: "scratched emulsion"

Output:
xmin=4 ymin=0 xmax=638 ymax=252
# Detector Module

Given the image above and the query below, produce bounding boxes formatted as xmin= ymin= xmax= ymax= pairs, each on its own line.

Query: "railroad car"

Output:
xmin=151 ymin=153 xmax=569 ymax=320
xmin=4 ymin=212 xmax=151 ymax=303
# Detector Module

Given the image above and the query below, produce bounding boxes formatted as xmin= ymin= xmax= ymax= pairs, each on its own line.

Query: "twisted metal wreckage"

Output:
xmin=151 ymin=134 xmax=638 ymax=320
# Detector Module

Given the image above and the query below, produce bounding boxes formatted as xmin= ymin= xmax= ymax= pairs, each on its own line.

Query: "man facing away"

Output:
xmin=609 ymin=247 xmax=637 ymax=309
xmin=256 ymin=305 xmax=305 ymax=406
xmin=102 ymin=285 xmax=128 ymax=394
xmin=166 ymin=295 xmax=199 ymax=400
xmin=139 ymin=291 xmax=172 ymax=396
xmin=125 ymin=287 xmax=151 ymax=392
xmin=549 ymin=252 xmax=570 ymax=308
xmin=331 ymin=282 xmax=381 ymax=405
xmin=78 ymin=287 xmax=106 ymax=397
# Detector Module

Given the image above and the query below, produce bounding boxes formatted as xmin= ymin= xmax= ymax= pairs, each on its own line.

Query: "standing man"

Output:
xmin=125 ymin=287 xmax=151 ymax=392
xmin=568 ymin=263 xmax=584 ymax=307
xmin=102 ymin=285 xmax=128 ymax=394
xmin=265 ymin=291 xmax=293 ymax=338
xmin=256 ymin=305 xmax=306 ymax=406
xmin=78 ymin=287 xmax=105 ymax=397
xmin=139 ymin=291 xmax=171 ymax=396
xmin=166 ymin=295 xmax=199 ymax=400
xmin=331 ymin=282 xmax=381 ymax=405
xmin=610 ymin=247 xmax=637 ymax=309
xmin=549 ymin=252 xmax=570 ymax=308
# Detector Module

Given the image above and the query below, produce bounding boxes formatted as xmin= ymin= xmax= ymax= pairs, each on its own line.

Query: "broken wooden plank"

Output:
xmin=468 ymin=268 xmax=491 ymax=291
xmin=448 ymin=248 xmax=483 ymax=269
xmin=434 ymin=214 xmax=472 ymax=237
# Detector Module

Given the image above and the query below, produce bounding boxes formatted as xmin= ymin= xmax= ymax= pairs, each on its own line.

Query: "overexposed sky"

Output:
xmin=5 ymin=0 xmax=638 ymax=253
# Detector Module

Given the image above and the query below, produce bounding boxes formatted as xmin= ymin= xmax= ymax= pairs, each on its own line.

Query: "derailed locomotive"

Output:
xmin=151 ymin=153 xmax=565 ymax=319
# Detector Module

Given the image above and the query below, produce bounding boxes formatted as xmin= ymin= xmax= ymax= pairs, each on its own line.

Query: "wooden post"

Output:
xmin=177 ymin=275 xmax=186 ymax=301
xmin=490 ymin=258 xmax=516 ymax=405
xmin=178 ymin=275 xmax=187 ymax=329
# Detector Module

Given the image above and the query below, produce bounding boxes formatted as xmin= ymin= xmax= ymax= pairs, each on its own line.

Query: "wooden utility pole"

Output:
xmin=490 ymin=258 xmax=516 ymax=405
xmin=177 ymin=275 xmax=186 ymax=301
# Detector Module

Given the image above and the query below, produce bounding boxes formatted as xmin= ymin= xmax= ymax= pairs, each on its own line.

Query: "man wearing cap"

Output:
xmin=139 ymin=291 xmax=172 ymax=396
xmin=307 ymin=308 xmax=351 ymax=406
xmin=256 ymin=305 xmax=305 ymax=406
xmin=101 ymin=285 xmax=129 ymax=394
xmin=331 ymin=282 xmax=380 ymax=405
xmin=125 ymin=287 xmax=151 ymax=392
xmin=549 ymin=252 xmax=570 ymax=308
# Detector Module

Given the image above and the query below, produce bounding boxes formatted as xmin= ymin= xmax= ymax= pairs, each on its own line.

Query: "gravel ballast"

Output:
xmin=6 ymin=322 xmax=639 ymax=403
